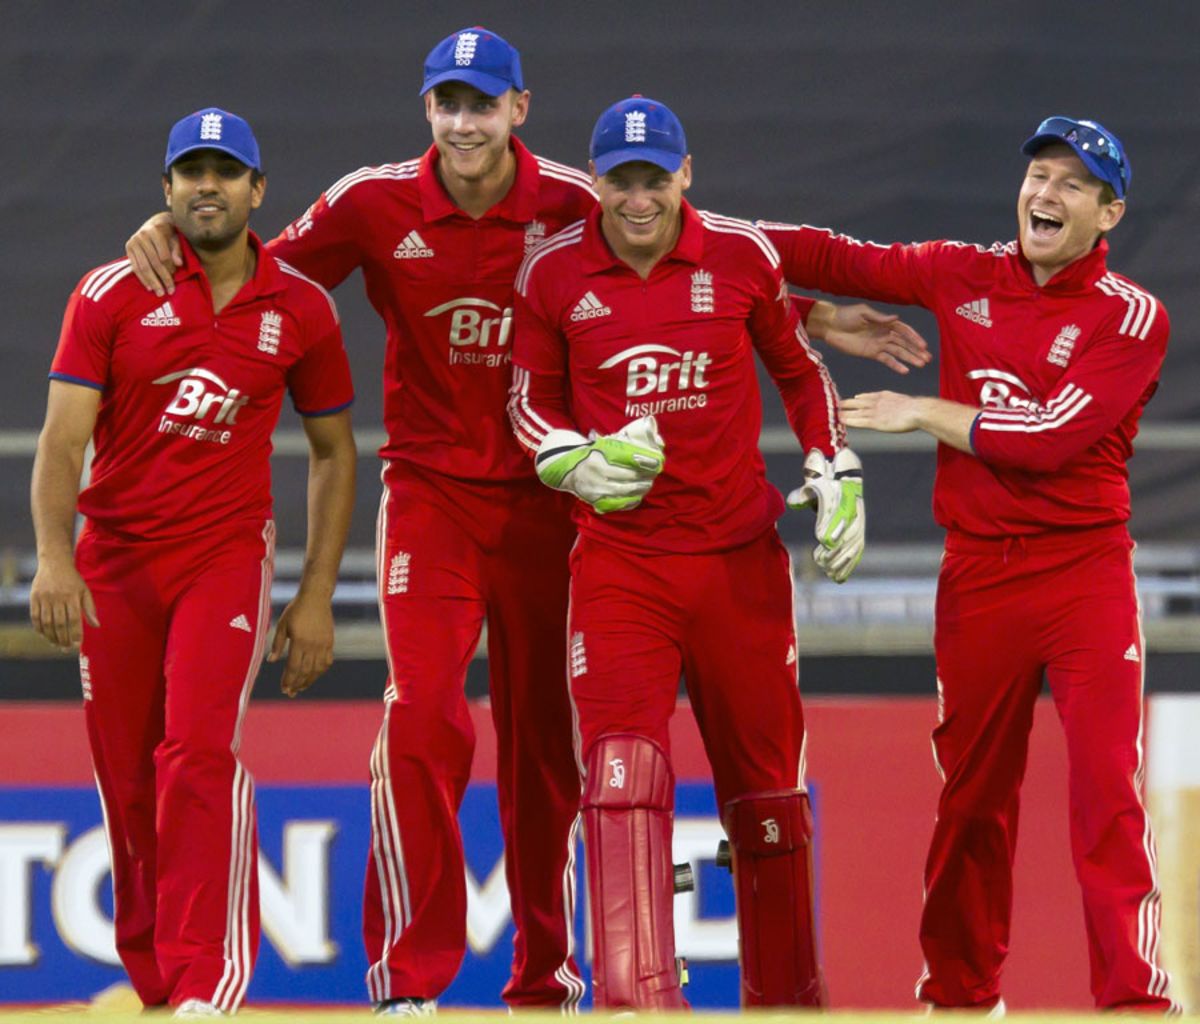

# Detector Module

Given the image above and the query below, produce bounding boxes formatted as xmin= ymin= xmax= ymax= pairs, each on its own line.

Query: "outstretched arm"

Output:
xmin=804 ymin=299 xmax=932 ymax=375
xmin=269 ymin=409 xmax=357 ymax=697
xmin=841 ymin=391 xmax=977 ymax=454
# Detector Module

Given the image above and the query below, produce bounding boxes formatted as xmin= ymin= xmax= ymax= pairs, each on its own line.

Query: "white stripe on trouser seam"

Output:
xmin=91 ymin=770 xmax=119 ymax=947
xmin=233 ymin=522 xmax=275 ymax=754
xmin=1127 ymin=549 xmax=1174 ymax=1005
xmin=368 ymin=712 xmax=412 ymax=1001
xmin=784 ymin=547 xmax=810 ymax=793
xmin=213 ymin=521 xmax=273 ymax=1011
xmin=367 ymin=474 xmax=413 ymax=1002
xmin=556 ymin=538 xmax=588 ymax=1009
xmin=213 ymin=764 xmax=255 ymax=1011
xmin=554 ymin=812 xmax=586 ymax=1009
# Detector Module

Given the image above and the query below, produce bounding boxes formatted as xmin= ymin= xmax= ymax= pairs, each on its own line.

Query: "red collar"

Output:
xmin=418 ymin=135 xmax=541 ymax=222
xmin=1014 ymin=236 xmax=1111 ymax=293
xmin=580 ymin=199 xmax=705 ymax=274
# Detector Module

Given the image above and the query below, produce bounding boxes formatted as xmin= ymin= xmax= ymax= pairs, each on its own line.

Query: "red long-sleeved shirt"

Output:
xmin=760 ymin=223 xmax=1168 ymax=537
xmin=511 ymin=203 xmax=843 ymax=554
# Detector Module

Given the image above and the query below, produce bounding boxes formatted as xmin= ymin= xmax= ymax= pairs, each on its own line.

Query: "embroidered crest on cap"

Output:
xmin=199 ymin=112 xmax=223 ymax=141
xmin=454 ymin=32 xmax=479 ymax=65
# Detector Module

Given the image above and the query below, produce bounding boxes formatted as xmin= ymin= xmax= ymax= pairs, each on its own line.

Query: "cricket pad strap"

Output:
xmin=582 ymin=733 xmax=687 ymax=1010
xmin=723 ymin=788 xmax=827 ymax=1007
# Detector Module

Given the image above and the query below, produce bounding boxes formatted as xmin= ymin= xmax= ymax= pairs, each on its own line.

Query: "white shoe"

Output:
xmin=174 ymin=999 xmax=225 ymax=1018
xmin=374 ymin=997 xmax=437 ymax=1016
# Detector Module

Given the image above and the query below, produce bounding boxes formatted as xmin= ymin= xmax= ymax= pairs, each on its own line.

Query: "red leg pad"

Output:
xmin=581 ymin=734 xmax=687 ymax=1010
xmin=723 ymin=789 xmax=827 ymax=1007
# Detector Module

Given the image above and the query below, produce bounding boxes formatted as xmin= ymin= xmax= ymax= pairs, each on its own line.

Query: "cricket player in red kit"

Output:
xmin=510 ymin=95 xmax=866 ymax=1010
xmin=29 ymin=108 xmax=356 ymax=1017
xmin=762 ymin=117 xmax=1176 ymax=1013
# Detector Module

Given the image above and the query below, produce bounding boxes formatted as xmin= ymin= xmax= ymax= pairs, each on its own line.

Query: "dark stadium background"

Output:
xmin=2 ymin=0 xmax=1197 ymax=697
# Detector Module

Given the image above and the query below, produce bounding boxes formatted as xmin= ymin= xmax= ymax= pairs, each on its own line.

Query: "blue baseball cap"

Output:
xmin=164 ymin=107 xmax=261 ymax=172
xmin=1021 ymin=116 xmax=1130 ymax=199
xmin=420 ymin=27 xmax=524 ymax=96
xmin=590 ymin=95 xmax=687 ymax=177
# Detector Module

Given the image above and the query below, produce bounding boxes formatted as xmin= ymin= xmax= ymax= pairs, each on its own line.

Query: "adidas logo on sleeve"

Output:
xmin=141 ymin=301 xmax=182 ymax=327
xmin=393 ymin=230 xmax=435 ymax=259
xmin=569 ymin=291 xmax=613 ymax=322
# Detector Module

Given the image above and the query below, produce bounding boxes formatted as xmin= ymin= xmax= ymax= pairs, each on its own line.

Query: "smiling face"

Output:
xmin=591 ymin=157 xmax=692 ymax=271
xmin=163 ymin=150 xmax=264 ymax=252
xmin=425 ymin=80 xmax=529 ymax=191
xmin=1017 ymin=143 xmax=1125 ymax=285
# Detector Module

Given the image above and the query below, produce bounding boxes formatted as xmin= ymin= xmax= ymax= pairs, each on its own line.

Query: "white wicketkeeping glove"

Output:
xmin=786 ymin=447 xmax=866 ymax=583
xmin=535 ymin=415 xmax=665 ymax=514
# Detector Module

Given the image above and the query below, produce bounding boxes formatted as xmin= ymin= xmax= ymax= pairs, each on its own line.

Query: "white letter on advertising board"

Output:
xmin=259 ymin=821 xmax=338 ymax=965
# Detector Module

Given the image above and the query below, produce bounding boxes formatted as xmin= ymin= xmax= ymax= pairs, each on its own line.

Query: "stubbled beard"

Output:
xmin=178 ymin=213 xmax=246 ymax=253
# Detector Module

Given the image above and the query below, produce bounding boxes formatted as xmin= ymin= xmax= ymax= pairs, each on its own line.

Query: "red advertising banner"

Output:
xmin=0 ymin=695 xmax=1090 ymax=1008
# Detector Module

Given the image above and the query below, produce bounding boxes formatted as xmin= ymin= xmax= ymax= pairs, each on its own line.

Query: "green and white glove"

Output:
xmin=786 ymin=447 xmax=865 ymax=583
xmin=535 ymin=415 xmax=665 ymax=513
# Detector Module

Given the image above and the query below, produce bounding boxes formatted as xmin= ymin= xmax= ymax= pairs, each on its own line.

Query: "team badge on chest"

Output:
xmin=690 ymin=269 xmax=714 ymax=313
xmin=524 ymin=220 xmax=546 ymax=254
xmin=1047 ymin=324 xmax=1081 ymax=368
xmin=257 ymin=310 xmax=282 ymax=355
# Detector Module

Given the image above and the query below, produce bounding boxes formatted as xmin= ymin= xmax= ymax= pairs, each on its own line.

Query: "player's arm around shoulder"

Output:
xmin=269 ymin=407 xmax=356 ymax=697
xmin=29 ymin=381 xmax=102 ymax=649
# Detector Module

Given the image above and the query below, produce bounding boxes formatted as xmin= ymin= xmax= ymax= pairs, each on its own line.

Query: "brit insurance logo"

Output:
xmin=966 ymin=368 xmax=1035 ymax=410
xmin=599 ymin=343 xmax=713 ymax=419
xmin=423 ymin=297 xmax=511 ymax=367
xmin=152 ymin=367 xmax=251 ymax=445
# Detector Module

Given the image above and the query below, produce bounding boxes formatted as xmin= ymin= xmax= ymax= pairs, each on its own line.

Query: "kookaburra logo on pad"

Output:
xmin=762 ymin=818 xmax=781 ymax=844
xmin=608 ymin=758 xmax=626 ymax=789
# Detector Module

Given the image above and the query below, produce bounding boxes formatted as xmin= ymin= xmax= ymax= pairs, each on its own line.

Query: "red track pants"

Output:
xmin=918 ymin=524 xmax=1174 ymax=1011
xmin=364 ymin=463 xmax=583 ymax=1007
xmin=77 ymin=519 xmax=274 ymax=1012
